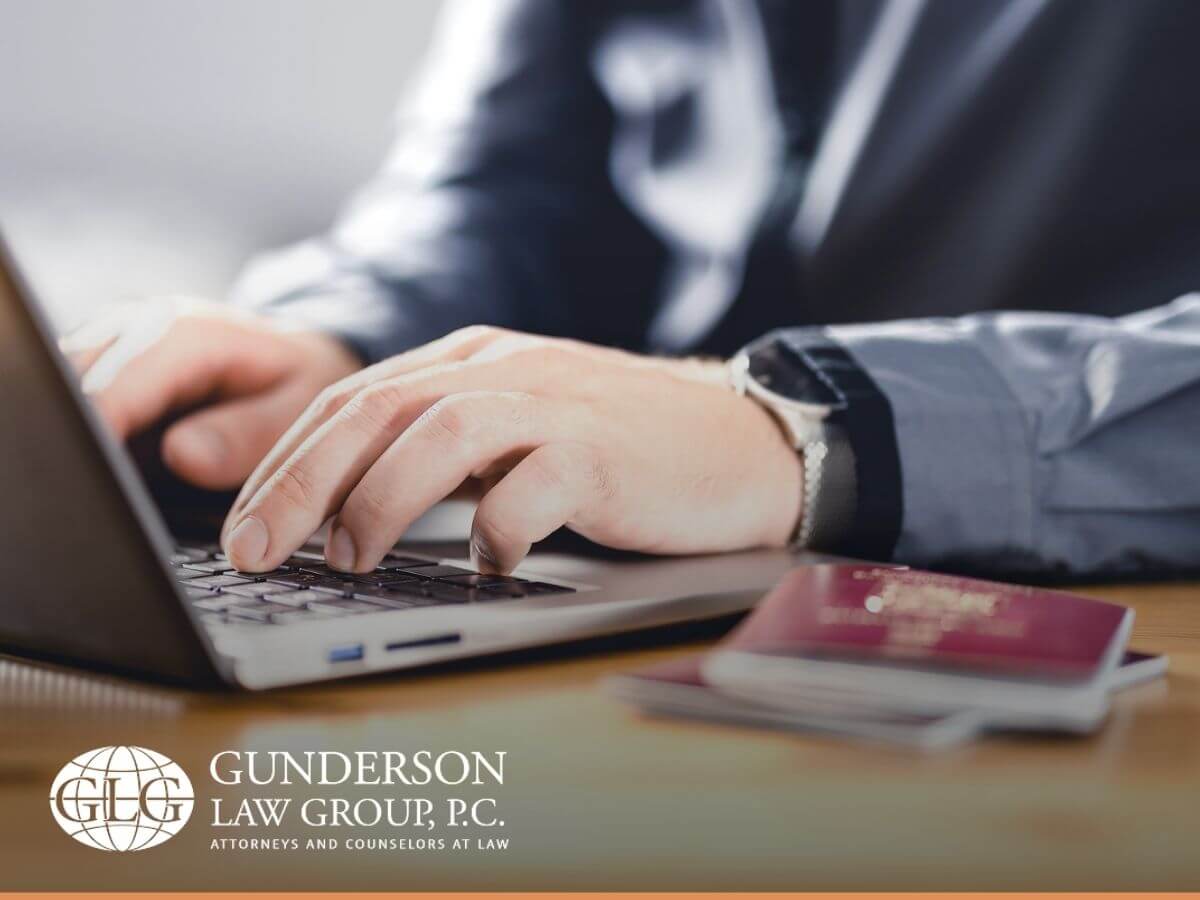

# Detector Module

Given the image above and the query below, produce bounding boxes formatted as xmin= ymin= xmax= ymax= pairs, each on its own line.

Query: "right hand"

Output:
xmin=62 ymin=298 xmax=362 ymax=490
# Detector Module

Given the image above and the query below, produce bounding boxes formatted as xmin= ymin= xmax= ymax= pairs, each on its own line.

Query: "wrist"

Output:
xmin=728 ymin=339 xmax=859 ymax=552
xmin=740 ymin=394 xmax=805 ymax=548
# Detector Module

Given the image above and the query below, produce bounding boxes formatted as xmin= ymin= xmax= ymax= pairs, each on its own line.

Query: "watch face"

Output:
xmin=748 ymin=341 xmax=842 ymax=407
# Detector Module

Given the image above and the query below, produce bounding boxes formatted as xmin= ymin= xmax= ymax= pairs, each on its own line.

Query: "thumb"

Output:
xmin=161 ymin=382 xmax=313 ymax=490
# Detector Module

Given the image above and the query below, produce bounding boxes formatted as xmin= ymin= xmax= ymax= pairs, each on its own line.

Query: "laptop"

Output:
xmin=0 ymin=234 xmax=803 ymax=689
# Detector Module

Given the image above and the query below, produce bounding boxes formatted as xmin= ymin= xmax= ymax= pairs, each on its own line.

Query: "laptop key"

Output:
xmin=428 ymin=577 xmax=525 ymax=598
xmin=174 ymin=568 xmax=216 ymax=582
xmin=300 ymin=564 xmax=391 ymax=581
xmin=222 ymin=582 xmax=295 ymax=599
xmin=412 ymin=585 xmax=516 ymax=603
xmin=439 ymin=572 xmax=526 ymax=588
xmin=230 ymin=568 xmax=291 ymax=581
xmin=373 ymin=583 xmax=466 ymax=606
xmin=349 ymin=570 xmax=424 ymax=587
xmin=427 ymin=584 xmax=492 ymax=604
xmin=401 ymin=564 xmax=478 ymax=579
xmin=345 ymin=585 xmax=422 ymax=607
xmin=382 ymin=553 xmax=439 ymax=568
xmin=226 ymin=602 xmax=300 ymax=622
xmin=181 ymin=559 xmax=238 ymax=575
xmin=266 ymin=589 xmax=316 ymax=607
xmin=190 ymin=596 xmax=236 ymax=612
xmin=187 ymin=573 xmax=256 ymax=590
xmin=194 ymin=592 xmax=264 ymax=611
xmin=266 ymin=572 xmax=353 ymax=594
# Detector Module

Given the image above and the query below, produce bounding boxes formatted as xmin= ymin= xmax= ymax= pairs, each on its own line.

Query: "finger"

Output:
xmin=326 ymin=392 xmax=573 ymax=571
xmin=222 ymin=378 xmax=556 ymax=571
xmin=220 ymin=362 xmax=482 ymax=551
xmin=87 ymin=325 xmax=211 ymax=438
xmin=222 ymin=343 xmax=579 ymax=566
xmin=469 ymin=442 xmax=605 ymax=573
xmin=85 ymin=315 xmax=289 ymax=440
xmin=223 ymin=324 xmax=508 ymax=529
xmin=160 ymin=380 xmax=317 ymax=490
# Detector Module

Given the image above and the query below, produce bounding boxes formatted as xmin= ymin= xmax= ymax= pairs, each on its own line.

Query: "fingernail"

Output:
xmin=470 ymin=532 xmax=501 ymax=573
xmin=326 ymin=525 xmax=357 ymax=572
xmin=225 ymin=516 xmax=269 ymax=568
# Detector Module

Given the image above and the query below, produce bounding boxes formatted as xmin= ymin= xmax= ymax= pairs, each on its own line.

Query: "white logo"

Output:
xmin=49 ymin=746 xmax=194 ymax=851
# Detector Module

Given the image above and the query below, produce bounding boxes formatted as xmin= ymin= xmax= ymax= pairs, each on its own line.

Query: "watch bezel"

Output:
xmin=732 ymin=340 xmax=844 ymax=421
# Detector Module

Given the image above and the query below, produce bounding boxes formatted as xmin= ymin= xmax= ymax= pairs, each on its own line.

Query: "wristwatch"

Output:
xmin=730 ymin=335 xmax=857 ymax=551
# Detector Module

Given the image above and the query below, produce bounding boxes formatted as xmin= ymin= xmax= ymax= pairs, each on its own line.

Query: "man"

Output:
xmin=66 ymin=0 xmax=1200 ymax=578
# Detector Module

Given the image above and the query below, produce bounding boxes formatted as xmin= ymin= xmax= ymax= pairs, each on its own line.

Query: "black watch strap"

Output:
xmin=770 ymin=332 xmax=904 ymax=561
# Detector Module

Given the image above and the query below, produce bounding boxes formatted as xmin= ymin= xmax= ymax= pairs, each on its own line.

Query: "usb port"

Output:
xmin=327 ymin=643 xmax=364 ymax=663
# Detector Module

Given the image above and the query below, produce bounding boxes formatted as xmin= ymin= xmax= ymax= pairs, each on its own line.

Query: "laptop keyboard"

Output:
xmin=170 ymin=545 xmax=574 ymax=627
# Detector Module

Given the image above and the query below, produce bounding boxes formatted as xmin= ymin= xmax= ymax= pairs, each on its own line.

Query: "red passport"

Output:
xmin=701 ymin=564 xmax=1136 ymax=730
xmin=725 ymin=564 xmax=1131 ymax=680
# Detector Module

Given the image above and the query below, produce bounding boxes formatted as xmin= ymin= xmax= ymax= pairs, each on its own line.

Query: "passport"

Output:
xmin=722 ymin=564 xmax=1132 ymax=679
xmin=606 ymin=564 xmax=1161 ymax=744
xmin=609 ymin=648 xmax=1165 ymax=749
xmin=701 ymin=565 xmax=1137 ymax=731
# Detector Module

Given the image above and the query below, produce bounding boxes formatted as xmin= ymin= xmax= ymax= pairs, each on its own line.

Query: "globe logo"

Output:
xmin=49 ymin=746 xmax=194 ymax=852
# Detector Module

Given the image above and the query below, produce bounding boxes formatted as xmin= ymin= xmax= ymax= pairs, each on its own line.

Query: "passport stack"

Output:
xmin=609 ymin=564 xmax=1167 ymax=749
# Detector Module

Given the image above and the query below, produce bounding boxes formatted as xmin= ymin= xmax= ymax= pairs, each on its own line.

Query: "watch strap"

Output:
xmin=776 ymin=331 xmax=904 ymax=560
xmin=796 ymin=430 xmax=856 ymax=551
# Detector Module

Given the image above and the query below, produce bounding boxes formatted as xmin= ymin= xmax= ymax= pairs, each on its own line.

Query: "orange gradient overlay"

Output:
xmin=4 ymin=894 xmax=1200 ymax=899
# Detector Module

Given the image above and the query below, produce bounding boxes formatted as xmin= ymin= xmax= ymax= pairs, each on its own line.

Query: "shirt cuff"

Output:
xmin=822 ymin=319 xmax=1035 ymax=570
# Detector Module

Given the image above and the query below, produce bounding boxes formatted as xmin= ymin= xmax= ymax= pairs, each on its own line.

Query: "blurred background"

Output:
xmin=0 ymin=0 xmax=442 ymax=329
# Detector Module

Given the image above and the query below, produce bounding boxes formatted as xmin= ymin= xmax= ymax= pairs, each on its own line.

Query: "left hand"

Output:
xmin=221 ymin=326 xmax=802 ymax=574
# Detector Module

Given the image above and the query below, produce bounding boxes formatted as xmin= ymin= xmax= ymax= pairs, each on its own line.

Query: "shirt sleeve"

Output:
xmin=229 ymin=0 xmax=667 ymax=364
xmin=783 ymin=296 xmax=1200 ymax=577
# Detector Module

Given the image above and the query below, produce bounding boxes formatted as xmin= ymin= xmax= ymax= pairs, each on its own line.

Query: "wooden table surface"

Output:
xmin=1 ymin=580 xmax=1197 ymax=891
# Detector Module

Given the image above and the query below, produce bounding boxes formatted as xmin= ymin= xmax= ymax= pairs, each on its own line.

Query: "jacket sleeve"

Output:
xmin=230 ymin=0 xmax=666 ymax=363
xmin=785 ymin=296 xmax=1200 ymax=577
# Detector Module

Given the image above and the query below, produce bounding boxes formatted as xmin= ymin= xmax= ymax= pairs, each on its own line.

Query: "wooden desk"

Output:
xmin=1 ymin=581 xmax=1197 ymax=891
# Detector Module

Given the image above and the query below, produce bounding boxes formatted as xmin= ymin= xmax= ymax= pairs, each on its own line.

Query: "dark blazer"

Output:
xmin=233 ymin=0 xmax=1200 ymax=575
xmin=235 ymin=0 xmax=1200 ymax=356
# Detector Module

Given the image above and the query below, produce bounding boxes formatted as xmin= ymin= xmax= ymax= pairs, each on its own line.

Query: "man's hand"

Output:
xmin=221 ymin=326 xmax=802 ymax=574
xmin=63 ymin=299 xmax=361 ymax=489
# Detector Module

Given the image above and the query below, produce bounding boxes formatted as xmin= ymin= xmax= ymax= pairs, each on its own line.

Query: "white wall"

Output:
xmin=0 ymin=0 xmax=442 ymax=328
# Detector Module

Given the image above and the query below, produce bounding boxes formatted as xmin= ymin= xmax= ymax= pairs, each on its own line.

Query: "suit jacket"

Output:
xmin=233 ymin=0 xmax=1200 ymax=575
